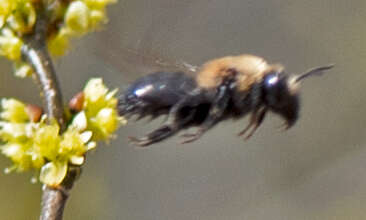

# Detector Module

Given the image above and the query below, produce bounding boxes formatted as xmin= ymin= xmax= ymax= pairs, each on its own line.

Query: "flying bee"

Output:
xmin=118 ymin=54 xmax=333 ymax=146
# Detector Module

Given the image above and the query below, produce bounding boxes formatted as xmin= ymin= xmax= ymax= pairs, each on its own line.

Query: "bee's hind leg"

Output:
xmin=129 ymin=97 xmax=198 ymax=147
xmin=128 ymin=124 xmax=181 ymax=146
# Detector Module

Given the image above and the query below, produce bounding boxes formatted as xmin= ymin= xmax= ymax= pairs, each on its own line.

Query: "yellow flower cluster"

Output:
xmin=0 ymin=0 xmax=116 ymax=76
xmin=48 ymin=0 xmax=117 ymax=56
xmin=0 ymin=0 xmax=36 ymax=34
xmin=81 ymin=78 xmax=126 ymax=141
xmin=0 ymin=78 xmax=124 ymax=186
xmin=0 ymin=0 xmax=35 ymax=76
xmin=0 ymin=99 xmax=95 ymax=186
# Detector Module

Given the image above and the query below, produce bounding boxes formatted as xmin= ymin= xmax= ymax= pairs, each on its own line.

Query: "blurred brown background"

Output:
xmin=1 ymin=0 xmax=366 ymax=219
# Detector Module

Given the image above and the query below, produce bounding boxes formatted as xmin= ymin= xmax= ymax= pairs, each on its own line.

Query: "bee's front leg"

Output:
xmin=238 ymin=107 xmax=267 ymax=140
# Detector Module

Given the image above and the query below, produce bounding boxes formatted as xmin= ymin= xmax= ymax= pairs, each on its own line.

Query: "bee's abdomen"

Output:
xmin=118 ymin=72 xmax=196 ymax=119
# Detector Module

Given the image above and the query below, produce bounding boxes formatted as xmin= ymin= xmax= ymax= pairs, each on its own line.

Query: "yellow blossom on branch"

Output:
xmin=0 ymin=78 xmax=124 ymax=186
xmin=82 ymin=78 xmax=126 ymax=141
xmin=0 ymin=0 xmax=117 ymax=72
xmin=48 ymin=0 xmax=117 ymax=56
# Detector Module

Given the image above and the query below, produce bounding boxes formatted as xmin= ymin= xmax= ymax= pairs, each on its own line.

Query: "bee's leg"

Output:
xmin=181 ymin=85 xmax=230 ymax=144
xmin=237 ymin=108 xmax=261 ymax=136
xmin=129 ymin=96 xmax=199 ymax=147
xmin=128 ymin=122 xmax=185 ymax=147
xmin=238 ymin=107 xmax=267 ymax=140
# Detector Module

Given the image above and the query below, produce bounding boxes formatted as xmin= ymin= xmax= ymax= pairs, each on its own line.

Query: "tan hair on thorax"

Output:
xmin=196 ymin=54 xmax=281 ymax=91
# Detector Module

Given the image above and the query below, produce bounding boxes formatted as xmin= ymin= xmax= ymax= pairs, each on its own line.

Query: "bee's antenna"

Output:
xmin=295 ymin=64 xmax=334 ymax=83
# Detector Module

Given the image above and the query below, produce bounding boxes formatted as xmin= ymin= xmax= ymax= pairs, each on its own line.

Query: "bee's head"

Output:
xmin=263 ymin=64 xmax=334 ymax=128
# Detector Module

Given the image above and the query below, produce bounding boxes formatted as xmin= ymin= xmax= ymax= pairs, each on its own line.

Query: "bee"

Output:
xmin=118 ymin=54 xmax=333 ymax=146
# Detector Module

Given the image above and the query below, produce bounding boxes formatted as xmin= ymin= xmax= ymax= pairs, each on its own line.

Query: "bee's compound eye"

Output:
xmin=264 ymin=73 xmax=279 ymax=88
xmin=263 ymin=72 xmax=289 ymax=107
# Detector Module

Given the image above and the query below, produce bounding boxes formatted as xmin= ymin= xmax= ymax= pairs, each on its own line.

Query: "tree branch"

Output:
xmin=21 ymin=6 xmax=65 ymax=131
xmin=21 ymin=3 xmax=78 ymax=220
xmin=21 ymin=43 xmax=66 ymax=130
xmin=39 ymin=187 xmax=68 ymax=220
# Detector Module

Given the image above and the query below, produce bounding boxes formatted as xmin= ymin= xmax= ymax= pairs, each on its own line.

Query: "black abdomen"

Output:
xmin=118 ymin=72 xmax=196 ymax=118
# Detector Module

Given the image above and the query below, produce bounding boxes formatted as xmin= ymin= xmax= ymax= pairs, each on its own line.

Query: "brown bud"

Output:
xmin=26 ymin=104 xmax=43 ymax=122
xmin=69 ymin=92 xmax=85 ymax=112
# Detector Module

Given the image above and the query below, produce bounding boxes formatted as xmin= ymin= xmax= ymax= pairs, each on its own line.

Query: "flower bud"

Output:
xmin=65 ymin=1 xmax=90 ymax=35
xmin=69 ymin=91 xmax=84 ymax=112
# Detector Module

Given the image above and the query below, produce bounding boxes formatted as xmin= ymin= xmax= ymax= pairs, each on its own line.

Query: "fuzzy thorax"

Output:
xmin=196 ymin=54 xmax=285 ymax=92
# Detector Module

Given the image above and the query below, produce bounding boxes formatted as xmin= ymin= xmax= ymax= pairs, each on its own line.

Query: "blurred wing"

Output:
xmin=94 ymin=43 xmax=198 ymax=79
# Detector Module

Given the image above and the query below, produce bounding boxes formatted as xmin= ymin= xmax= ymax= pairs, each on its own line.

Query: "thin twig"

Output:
xmin=21 ymin=3 xmax=77 ymax=220
xmin=39 ymin=187 xmax=68 ymax=220
xmin=21 ymin=6 xmax=65 ymax=131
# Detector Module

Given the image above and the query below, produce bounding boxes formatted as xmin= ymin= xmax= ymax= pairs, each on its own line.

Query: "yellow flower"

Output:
xmin=1 ymin=142 xmax=32 ymax=171
xmin=1 ymin=137 xmax=44 ymax=172
xmin=84 ymin=0 xmax=117 ymax=10
xmin=91 ymin=108 xmax=119 ymax=140
xmin=65 ymin=1 xmax=90 ymax=35
xmin=0 ymin=34 xmax=23 ymax=60
xmin=7 ymin=1 xmax=36 ymax=33
xmin=33 ymin=122 xmax=60 ymax=161
xmin=40 ymin=161 xmax=67 ymax=186
xmin=48 ymin=29 xmax=70 ymax=56
xmin=0 ymin=0 xmax=14 ymax=16
xmin=89 ymin=9 xmax=106 ymax=28
xmin=13 ymin=62 xmax=33 ymax=78
xmin=38 ymin=126 xmax=93 ymax=185
xmin=83 ymin=78 xmax=124 ymax=141
xmin=59 ymin=128 xmax=87 ymax=158
xmin=0 ymin=122 xmax=28 ymax=141
xmin=1 ymin=98 xmax=29 ymax=123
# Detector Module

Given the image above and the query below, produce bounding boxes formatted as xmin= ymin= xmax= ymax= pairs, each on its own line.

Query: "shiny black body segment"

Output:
xmin=118 ymin=72 xmax=197 ymax=118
